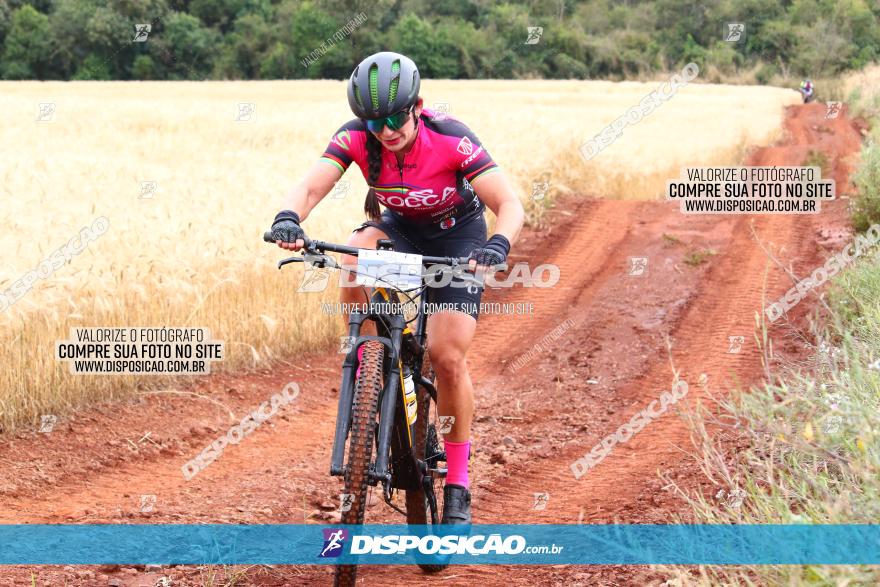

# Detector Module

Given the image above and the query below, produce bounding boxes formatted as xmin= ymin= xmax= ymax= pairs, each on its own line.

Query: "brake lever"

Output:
xmin=303 ymin=252 xmax=338 ymax=269
xmin=278 ymin=257 xmax=304 ymax=269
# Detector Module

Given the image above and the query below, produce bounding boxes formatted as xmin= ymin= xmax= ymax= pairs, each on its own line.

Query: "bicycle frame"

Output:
xmin=329 ymin=285 xmax=437 ymax=486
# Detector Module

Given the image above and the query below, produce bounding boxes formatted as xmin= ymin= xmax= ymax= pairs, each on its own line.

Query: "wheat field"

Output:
xmin=0 ymin=79 xmax=797 ymax=431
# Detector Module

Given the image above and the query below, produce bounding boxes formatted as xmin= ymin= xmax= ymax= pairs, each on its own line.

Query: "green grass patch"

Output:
xmin=851 ymin=142 xmax=880 ymax=232
xmin=803 ymin=149 xmax=831 ymax=178
xmin=683 ymin=248 xmax=717 ymax=266
xmin=667 ymin=252 xmax=880 ymax=584
xmin=662 ymin=233 xmax=682 ymax=246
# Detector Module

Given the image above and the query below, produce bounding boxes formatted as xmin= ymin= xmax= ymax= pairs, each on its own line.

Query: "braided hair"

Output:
xmin=364 ymin=131 xmax=382 ymax=221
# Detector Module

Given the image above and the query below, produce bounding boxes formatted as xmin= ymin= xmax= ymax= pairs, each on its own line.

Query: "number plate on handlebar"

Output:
xmin=356 ymin=249 xmax=423 ymax=290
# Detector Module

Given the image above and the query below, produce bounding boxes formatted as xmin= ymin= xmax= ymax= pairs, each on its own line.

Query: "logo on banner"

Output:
xmin=319 ymin=528 xmax=349 ymax=558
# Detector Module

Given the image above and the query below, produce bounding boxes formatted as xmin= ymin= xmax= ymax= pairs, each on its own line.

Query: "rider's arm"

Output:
xmin=472 ymin=170 xmax=525 ymax=247
xmin=278 ymin=161 xmax=342 ymax=221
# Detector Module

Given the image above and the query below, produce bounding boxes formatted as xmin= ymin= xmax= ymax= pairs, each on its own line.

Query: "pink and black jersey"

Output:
xmin=319 ymin=109 xmax=499 ymax=240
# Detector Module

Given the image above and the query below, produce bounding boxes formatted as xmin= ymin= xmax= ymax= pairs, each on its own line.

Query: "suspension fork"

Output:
xmin=330 ymin=309 xmax=378 ymax=476
xmin=371 ymin=315 xmax=406 ymax=484
xmin=328 ymin=309 xmax=407 ymax=482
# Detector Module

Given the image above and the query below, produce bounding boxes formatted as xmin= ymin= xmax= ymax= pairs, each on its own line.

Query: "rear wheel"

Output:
xmin=405 ymin=355 xmax=447 ymax=573
xmin=334 ymin=340 xmax=384 ymax=587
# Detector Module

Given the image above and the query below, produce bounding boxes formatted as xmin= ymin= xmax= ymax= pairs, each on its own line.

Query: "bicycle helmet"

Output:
xmin=347 ymin=52 xmax=420 ymax=119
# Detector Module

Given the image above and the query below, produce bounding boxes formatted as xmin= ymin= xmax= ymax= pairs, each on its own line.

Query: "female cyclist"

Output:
xmin=268 ymin=51 xmax=524 ymax=525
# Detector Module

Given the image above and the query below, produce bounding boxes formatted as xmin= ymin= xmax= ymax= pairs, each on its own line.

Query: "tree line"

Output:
xmin=0 ymin=0 xmax=877 ymax=81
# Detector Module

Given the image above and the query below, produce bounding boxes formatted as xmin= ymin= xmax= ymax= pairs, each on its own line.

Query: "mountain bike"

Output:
xmin=263 ymin=232 xmax=489 ymax=586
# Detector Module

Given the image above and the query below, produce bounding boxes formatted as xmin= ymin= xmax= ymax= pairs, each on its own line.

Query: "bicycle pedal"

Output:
xmin=428 ymin=466 xmax=447 ymax=478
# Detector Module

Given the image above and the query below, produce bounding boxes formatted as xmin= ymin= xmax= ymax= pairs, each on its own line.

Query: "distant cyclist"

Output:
xmin=268 ymin=51 xmax=525 ymax=526
xmin=800 ymin=79 xmax=815 ymax=103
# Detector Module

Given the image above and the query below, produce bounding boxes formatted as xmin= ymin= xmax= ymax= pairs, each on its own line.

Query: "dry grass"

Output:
xmin=844 ymin=63 xmax=880 ymax=121
xmin=0 ymin=79 xmax=794 ymax=432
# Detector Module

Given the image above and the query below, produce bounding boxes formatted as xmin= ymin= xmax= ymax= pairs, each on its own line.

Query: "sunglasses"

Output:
xmin=364 ymin=106 xmax=414 ymax=133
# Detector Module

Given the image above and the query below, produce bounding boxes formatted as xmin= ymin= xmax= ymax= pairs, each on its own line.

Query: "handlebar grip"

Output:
xmin=263 ymin=231 xmax=314 ymax=249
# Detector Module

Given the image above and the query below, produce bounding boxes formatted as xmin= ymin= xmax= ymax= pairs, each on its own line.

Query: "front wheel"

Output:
xmin=334 ymin=340 xmax=384 ymax=587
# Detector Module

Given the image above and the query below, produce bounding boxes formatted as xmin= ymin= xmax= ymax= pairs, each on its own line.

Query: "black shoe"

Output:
xmin=441 ymin=484 xmax=472 ymax=525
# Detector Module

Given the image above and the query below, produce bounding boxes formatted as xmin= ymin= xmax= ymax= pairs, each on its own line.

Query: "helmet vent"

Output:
xmin=388 ymin=60 xmax=401 ymax=105
xmin=369 ymin=64 xmax=380 ymax=111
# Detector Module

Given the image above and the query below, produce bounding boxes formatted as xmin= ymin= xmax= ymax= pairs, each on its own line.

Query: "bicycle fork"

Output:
xmin=329 ymin=310 xmax=405 ymax=485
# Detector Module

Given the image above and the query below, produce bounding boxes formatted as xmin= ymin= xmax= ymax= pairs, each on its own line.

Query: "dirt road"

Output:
xmin=0 ymin=103 xmax=865 ymax=586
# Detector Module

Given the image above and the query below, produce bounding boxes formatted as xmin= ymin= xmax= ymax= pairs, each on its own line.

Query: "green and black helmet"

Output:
xmin=347 ymin=51 xmax=420 ymax=119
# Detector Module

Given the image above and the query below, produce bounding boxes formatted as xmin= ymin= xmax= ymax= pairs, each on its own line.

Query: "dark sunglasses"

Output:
xmin=364 ymin=106 xmax=414 ymax=133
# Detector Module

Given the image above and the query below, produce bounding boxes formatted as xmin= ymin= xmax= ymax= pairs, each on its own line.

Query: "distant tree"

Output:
xmin=432 ymin=18 xmax=480 ymax=78
xmin=213 ymin=12 xmax=273 ymax=79
xmin=390 ymin=14 xmax=460 ymax=77
xmin=8 ymin=0 xmax=52 ymax=12
xmin=615 ymin=30 xmax=661 ymax=76
xmin=237 ymin=0 xmax=274 ymax=20
xmin=190 ymin=0 xmax=246 ymax=30
xmin=790 ymin=19 xmax=853 ymax=77
xmin=403 ymin=0 xmax=481 ymax=21
xmin=704 ymin=40 xmax=743 ymax=80
xmin=49 ymin=0 xmax=130 ymax=79
xmin=750 ymin=18 xmax=798 ymax=63
xmin=132 ymin=54 xmax=159 ymax=79
xmin=2 ymin=5 xmax=53 ymax=79
xmin=654 ymin=0 xmax=717 ymax=65
xmin=258 ymin=42 xmax=292 ymax=78
xmin=289 ymin=2 xmax=355 ymax=79
xmin=0 ymin=1 xmax=11 ymax=48
xmin=155 ymin=12 xmax=219 ymax=79
xmin=549 ymin=53 xmax=589 ymax=78
xmin=72 ymin=53 xmax=112 ymax=79
xmin=831 ymin=0 xmax=880 ymax=67
xmin=680 ymin=33 xmax=708 ymax=67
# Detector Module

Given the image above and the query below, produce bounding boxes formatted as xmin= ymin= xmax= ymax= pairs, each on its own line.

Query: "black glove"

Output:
xmin=270 ymin=210 xmax=307 ymax=244
xmin=468 ymin=234 xmax=510 ymax=268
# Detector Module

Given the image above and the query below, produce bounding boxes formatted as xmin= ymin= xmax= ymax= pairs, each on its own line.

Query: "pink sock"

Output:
xmin=444 ymin=440 xmax=471 ymax=488
xmin=354 ymin=345 xmax=365 ymax=379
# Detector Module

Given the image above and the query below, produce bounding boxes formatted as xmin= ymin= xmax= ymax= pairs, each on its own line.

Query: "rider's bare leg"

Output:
xmin=426 ymin=311 xmax=478 ymax=487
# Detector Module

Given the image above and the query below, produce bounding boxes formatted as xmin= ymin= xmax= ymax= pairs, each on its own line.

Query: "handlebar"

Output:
xmin=263 ymin=231 xmax=485 ymax=268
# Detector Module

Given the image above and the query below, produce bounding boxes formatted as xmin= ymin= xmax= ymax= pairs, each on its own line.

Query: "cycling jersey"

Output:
xmin=320 ymin=109 xmax=499 ymax=240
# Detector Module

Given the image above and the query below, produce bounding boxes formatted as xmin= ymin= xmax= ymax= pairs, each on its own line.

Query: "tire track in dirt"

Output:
xmin=0 ymin=103 xmax=865 ymax=587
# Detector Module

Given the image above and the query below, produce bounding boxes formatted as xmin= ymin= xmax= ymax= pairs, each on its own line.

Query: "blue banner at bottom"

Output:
xmin=0 ymin=524 xmax=878 ymax=565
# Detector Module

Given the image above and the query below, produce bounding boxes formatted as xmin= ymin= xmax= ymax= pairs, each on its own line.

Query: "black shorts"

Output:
xmin=353 ymin=212 xmax=487 ymax=320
